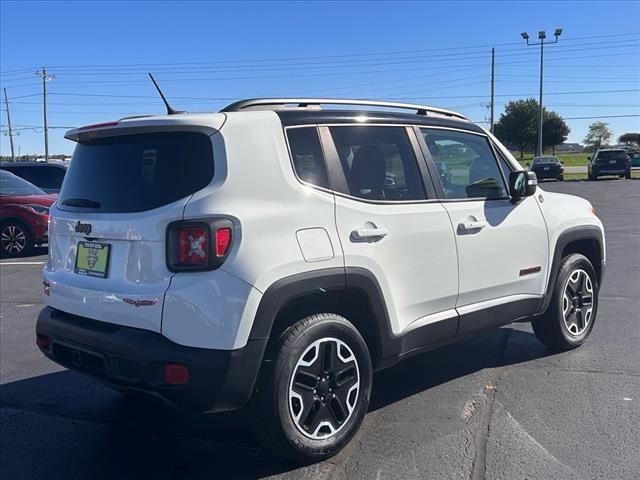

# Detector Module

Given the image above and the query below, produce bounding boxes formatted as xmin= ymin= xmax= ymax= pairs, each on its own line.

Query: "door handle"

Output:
xmin=458 ymin=220 xmax=487 ymax=232
xmin=351 ymin=226 xmax=389 ymax=241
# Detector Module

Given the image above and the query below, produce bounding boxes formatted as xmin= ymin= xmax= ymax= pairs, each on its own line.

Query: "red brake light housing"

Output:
xmin=166 ymin=218 xmax=234 ymax=272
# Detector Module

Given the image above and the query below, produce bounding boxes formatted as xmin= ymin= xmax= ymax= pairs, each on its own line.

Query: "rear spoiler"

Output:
xmin=64 ymin=114 xmax=226 ymax=143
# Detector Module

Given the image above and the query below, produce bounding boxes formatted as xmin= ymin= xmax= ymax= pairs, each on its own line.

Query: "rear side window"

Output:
xmin=286 ymin=127 xmax=329 ymax=189
xmin=329 ymin=126 xmax=425 ymax=201
xmin=59 ymin=132 xmax=213 ymax=213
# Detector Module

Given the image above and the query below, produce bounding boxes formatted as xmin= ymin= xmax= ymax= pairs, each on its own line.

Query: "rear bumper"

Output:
xmin=36 ymin=307 xmax=265 ymax=412
xmin=532 ymin=169 xmax=562 ymax=179
xmin=591 ymin=165 xmax=629 ymax=176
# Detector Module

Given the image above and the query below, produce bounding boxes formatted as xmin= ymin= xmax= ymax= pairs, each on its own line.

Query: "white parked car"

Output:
xmin=37 ymin=98 xmax=605 ymax=462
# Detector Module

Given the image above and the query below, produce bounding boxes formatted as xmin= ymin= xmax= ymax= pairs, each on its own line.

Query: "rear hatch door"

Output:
xmin=45 ymin=127 xmax=217 ymax=333
xmin=596 ymin=151 xmax=628 ymax=169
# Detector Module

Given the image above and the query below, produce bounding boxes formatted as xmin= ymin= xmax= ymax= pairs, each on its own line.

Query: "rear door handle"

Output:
xmin=351 ymin=227 xmax=389 ymax=240
xmin=458 ymin=220 xmax=486 ymax=232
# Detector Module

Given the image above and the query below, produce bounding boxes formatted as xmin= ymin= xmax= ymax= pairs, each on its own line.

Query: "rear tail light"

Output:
xmin=215 ymin=228 xmax=232 ymax=257
xmin=167 ymin=219 xmax=234 ymax=272
xmin=178 ymin=226 xmax=209 ymax=267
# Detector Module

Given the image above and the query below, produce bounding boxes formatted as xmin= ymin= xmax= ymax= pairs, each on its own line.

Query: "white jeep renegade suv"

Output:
xmin=37 ymin=98 xmax=605 ymax=462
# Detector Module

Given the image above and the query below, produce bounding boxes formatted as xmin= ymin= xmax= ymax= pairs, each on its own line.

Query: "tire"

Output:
xmin=250 ymin=313 xmax=372 ymax=463
xmin=625 ymin=170 xmax=632 ymax=179
xmin=0 ymin=220 xmax=33 ymax=258
xmin=532 ymin=253 xmax=599 ymax=350
xmin=558 ymin=175 xmax=564 ymax=182
xmin=588 ymin=173 xmax=597 ymax=181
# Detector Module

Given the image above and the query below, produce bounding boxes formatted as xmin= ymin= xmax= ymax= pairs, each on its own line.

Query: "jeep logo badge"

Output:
xmin=75 ymin=221 xmax=92 ymax=235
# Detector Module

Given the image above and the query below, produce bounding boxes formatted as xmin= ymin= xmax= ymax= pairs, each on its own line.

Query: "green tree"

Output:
xmin=619 ymin=132 xmax=640 ymax=146
xmin=542 ymin=111 xmax=570 ymax=155
xmin=494 ymin=98 xmax=569 ymax=157
xmin=494 ymin=98 xmax=538 ymax=158
xmin=583 ymin=122 xmax=613 ymax=150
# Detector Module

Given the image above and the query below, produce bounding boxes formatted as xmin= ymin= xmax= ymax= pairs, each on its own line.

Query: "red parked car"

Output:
xmin=0 ymin=170 xmax=56 ymax=257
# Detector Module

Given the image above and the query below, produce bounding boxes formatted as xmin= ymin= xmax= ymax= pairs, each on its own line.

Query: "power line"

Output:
xmin=561 ymin=114 xmax=640 ymax=120
xmin=7 ymin=31 xmax=636 ymax=73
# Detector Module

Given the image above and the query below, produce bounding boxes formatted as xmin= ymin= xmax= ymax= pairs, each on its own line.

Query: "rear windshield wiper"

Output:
xmin=62 ymin=198 xmax=101 ymax=208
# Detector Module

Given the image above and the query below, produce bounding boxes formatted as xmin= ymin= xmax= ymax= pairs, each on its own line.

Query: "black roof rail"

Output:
xmin=220 ymin=98 xmax=468 ymax=121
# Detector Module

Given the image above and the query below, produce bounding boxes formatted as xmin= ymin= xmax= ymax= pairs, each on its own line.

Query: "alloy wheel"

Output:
xmin=562 ymin=269 xmax=594 ymax=336
xmin=288 ymin=337 xmax=360 ymax=440
xmin=1 ymin=225 xmax=27 ymax=255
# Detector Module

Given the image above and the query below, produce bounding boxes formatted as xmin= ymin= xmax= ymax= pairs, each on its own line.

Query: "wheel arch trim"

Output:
xmin=539 ymin=225 xmax=605 ymax=314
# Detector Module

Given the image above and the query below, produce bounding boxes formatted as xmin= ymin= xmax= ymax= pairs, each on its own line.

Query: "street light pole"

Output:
xmin=521 ymin=28 xmax=562 ymax=156
xmin=538 ymin=35 xmax=544 ymax=157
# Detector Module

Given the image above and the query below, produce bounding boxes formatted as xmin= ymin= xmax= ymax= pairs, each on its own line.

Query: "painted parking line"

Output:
xmin=0 ymin=262 xmax=45 ymax=266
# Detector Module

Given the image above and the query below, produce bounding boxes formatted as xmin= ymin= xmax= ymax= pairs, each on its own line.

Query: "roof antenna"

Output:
xmin=148 ymin=73 xmax=185 ymax=115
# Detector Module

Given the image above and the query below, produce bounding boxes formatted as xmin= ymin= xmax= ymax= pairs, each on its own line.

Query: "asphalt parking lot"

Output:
xmin=1 ymin=179 xmax=639 ymax=480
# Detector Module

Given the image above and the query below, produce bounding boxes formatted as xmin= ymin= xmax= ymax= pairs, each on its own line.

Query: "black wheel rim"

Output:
xmin=562 ymin=269 xmax=594 ymax=336
xmin=288 ymin=337 xmax=360 ymax=439
xmin=1 ymin=225 xmax=27 ymax=254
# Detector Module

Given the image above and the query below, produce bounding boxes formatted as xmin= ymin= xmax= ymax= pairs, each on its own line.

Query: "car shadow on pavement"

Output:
xmin=0 ymin=246 xmax=47 ymax=259
xmin=0 ymin=327 xmax=558 ymax=479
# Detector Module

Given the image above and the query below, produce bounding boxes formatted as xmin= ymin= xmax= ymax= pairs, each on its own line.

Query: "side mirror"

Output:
xmin=509 ymin=171 xmax=537 ymax=200
xmin=587 ymin=156 xmax=591 ymax=160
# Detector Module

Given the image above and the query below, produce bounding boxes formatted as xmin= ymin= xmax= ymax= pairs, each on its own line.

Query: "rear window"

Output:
xmin=59 ymin=132 xmax=213 ymax=213
xmin=596 ymin=150 xmax=628 ymax=161
xmin=533 ymin=157 xmax=559 ymax=164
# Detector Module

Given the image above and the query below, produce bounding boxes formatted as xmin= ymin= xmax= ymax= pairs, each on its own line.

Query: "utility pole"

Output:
xmin=489 ymin=47 xmax=495 ymax=133
xmin=3 ymin=88 xmax=16 ymax=161
xmin=35 ymin=67 xmax=55 ymax=161
xmin=521 ymin=28 xmax=562 ymax=156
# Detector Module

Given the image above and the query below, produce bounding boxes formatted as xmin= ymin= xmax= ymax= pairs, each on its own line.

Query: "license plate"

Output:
xmin=75 ymin=241 xmax=111 ymax=278
xmin=543 ymin=167 xmax=550 ymax=170
xmin=610 ymin=160 xmax=616 ymax=164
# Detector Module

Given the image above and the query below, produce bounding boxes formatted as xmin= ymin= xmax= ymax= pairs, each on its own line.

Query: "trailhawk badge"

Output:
xmin=121 ymin=298 xmax=158 ymax=308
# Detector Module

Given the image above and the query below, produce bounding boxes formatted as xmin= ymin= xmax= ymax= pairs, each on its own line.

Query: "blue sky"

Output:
xmin=1 ymin=0 xmax=639 ymax=156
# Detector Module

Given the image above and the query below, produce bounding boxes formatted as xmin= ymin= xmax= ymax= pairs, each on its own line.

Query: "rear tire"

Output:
xmin=0 ymin=220 xmax=33 ymax=258
xmin=532 ymin=253 xmax=598 ymax=350
xmin=250 ymin=313 xmax=372 ymax=463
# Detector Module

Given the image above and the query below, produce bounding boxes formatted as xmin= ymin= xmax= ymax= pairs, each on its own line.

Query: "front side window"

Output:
xmin=329 ymin=126 xmax=425 ymax=201
xmin=421 ymin=128 xmax=508 ymax=200
xmin=286 ymin=127 xmax=329 ymax=189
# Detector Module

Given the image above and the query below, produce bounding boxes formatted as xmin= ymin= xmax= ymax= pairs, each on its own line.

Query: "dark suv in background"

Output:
xmin=588 ymin=149 xmax=631 ymax=180
xmin=0 ymin=161 xmax=68 ymax=193
xmin=529 ymin=156 xmax=564 ymax=181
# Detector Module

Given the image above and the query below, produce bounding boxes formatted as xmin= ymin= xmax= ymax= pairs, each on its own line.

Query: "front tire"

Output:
xmin=0 ymin=220 xmax=33 ymax=257
xmin=625 ymin=170 xmax=632 ymax=179
xmin=251 ymin=313 xmax=372 ymax=463
xmin=532 ymin=253 xmax=599 ymax=350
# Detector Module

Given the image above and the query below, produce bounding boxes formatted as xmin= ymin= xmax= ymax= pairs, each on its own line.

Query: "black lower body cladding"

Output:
xmin=36 ymin=307 xmax=265 ymax=412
